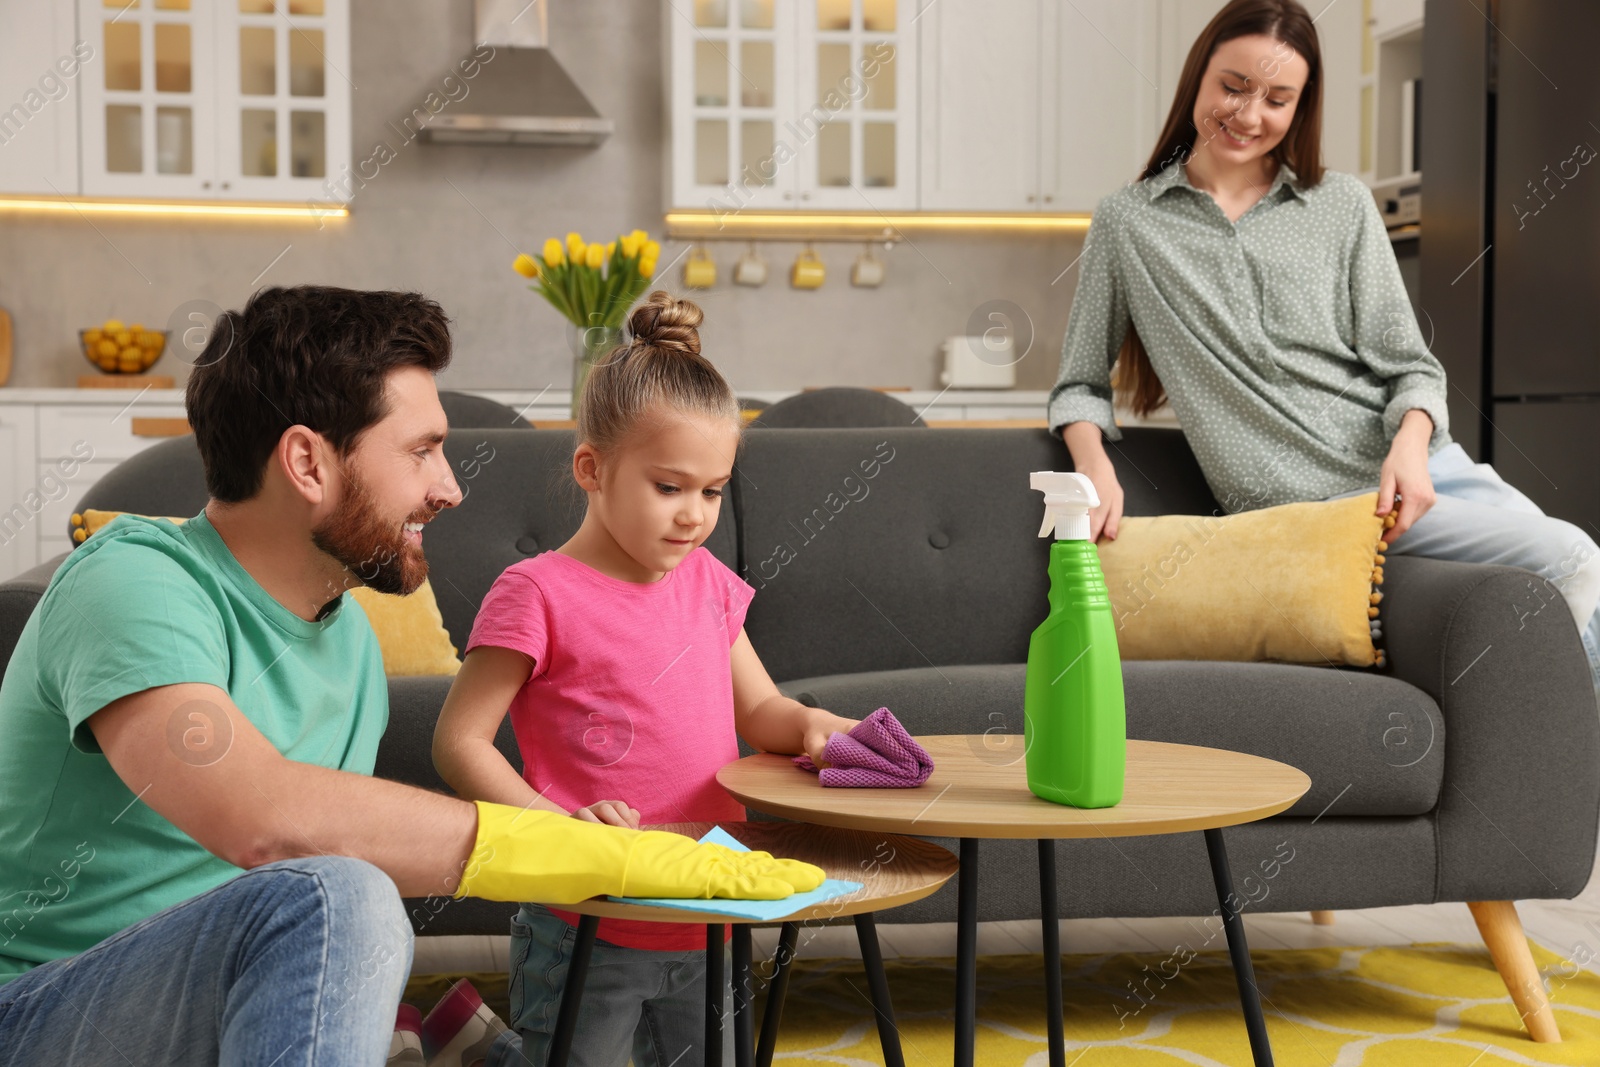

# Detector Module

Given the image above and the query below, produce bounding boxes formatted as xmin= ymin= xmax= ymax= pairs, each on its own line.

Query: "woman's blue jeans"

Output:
xmin=0 ymin=855 xmax=413 ymax=1066
xmin=1327 ymin=441 xmax=1600 ymax=702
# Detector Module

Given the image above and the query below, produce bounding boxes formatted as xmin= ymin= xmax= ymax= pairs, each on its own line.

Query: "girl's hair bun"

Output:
xmin=627 ymin=290 xmax=702 ymax=356
xmin=576 ymin=288 xmax=737 ymax=456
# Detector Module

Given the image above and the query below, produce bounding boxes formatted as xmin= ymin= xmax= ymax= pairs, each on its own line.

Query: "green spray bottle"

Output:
xmin=1023 ymin=471 xmax=1126 ymax=808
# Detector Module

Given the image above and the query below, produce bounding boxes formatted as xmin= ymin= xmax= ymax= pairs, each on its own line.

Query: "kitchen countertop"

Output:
xmin=0 ymin=387 xmax=1179 ymax=428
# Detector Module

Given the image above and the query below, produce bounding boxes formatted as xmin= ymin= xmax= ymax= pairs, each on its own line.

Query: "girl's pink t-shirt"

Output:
xmin=465 ymin=546 xmax=755 ymax=950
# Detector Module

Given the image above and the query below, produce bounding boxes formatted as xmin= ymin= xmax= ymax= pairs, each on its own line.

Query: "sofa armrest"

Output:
xmin=0 ymin=552 xmax=70 ymax=677
xmin=1382 ymin=553 xmax=1600 ymax=902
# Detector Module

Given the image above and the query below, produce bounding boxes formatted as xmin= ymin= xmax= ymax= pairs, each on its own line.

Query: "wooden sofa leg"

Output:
xmin=1467 ymin=900 xmax=1561 ymax=1042
xmin=1310 ymin=910 xmax=1335 ymax=925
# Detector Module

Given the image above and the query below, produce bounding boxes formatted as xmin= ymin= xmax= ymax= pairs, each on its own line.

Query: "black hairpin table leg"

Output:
xmin=705 ymin=923 xmax=726 ymax=1067
xmin=546 ymin=914 xmax=600 ymax=1067
xmin=732 ymin=925 xmax=753 ymax=1067
xmin=955 ymin=837 xmax=980 ymax=1067
xmin=755 ymin=922 xmax=800 ymax=1067
xmin=854 ymin=913 xmax=906 ymax=1067
xmin=1205 ymin=828 xmax=1275 ymax=1067
xmin=1038 ymin=839 xmax=1066 ymax=1067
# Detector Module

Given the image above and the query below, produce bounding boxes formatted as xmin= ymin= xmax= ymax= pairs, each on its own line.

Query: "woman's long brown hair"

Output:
xmin=1114 ymin=0 xmax=1326 ymax=418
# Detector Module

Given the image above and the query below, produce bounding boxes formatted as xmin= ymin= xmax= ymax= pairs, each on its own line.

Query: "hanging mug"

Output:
xmin=791 ymin=247 xmax=825 ymax=289
xmin=683 ymin=245 xmax=717 ymax=289
xmin=733 ymin=244 xmax=768 ymax=287
xmin=850 ymin=245 xmax=885 ymax=288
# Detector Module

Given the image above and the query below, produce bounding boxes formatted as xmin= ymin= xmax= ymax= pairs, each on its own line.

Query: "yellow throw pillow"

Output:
xmin=347 ymin=581 xmax=462 ymax=677
xmin=1095 ymin=492 xmax=1391 ymax=668
xmin=71 ymin=508 xmax=461 ymax=677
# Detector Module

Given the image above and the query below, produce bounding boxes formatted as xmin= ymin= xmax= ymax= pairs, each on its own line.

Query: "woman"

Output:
xmin=1049 ymin=0 xmax=1600 ymax=696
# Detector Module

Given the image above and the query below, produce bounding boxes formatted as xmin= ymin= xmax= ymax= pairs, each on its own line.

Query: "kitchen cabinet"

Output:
xmin=0 ymin=0 xmax=349 ymax=202
xmin=0 ymin=2 xmax=81 ymax=195
xmin=1369 ymin=0 xmax=1424 ymax=41
xmin=919 ymin=0 xmax=1159 ymax=212
xmin=83 ymin=0 xmax=350 ymax=201
xmin=0 ymin=406 xmax=39 ymax=584
xmin=668 ymin=0 xmax=919 ymax=211
xmin=0 ymin=391 xmax=189 ymax=581
xmin=1039 ymin=0 xmax=1160 ymax=211
xmin=916 ymin=1 xmax=1043 ymax=211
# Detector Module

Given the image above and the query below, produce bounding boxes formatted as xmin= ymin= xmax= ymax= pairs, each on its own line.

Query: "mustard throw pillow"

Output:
xmin=72 ymin=509 xmax=462 ymax=676
xmin=1094 ymin=492 xmax=1391 ymax=668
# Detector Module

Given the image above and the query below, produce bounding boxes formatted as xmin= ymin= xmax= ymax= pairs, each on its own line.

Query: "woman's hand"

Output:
xmin=1061 ymin=423 xmax=1125 ymax=542
xmin=1377 ymin=409 xmax=1438 ymax=545
xmin=574 ymin=799 xmax=641 ymax=829
xmin=1078 ymin=455 xmax=1126 ymax=543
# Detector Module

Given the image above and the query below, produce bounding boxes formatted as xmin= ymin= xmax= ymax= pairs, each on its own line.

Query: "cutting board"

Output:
xmin=0 ymin=307 xmax=11 ymax=386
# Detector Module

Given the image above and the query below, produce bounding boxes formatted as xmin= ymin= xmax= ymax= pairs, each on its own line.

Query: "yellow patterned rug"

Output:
xmin=405 ymin=941 xmax=1600 ymax=1065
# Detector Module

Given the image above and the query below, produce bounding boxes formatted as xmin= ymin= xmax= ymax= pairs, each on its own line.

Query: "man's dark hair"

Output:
xmin=186 ymin=286 xmax=452 ymax=503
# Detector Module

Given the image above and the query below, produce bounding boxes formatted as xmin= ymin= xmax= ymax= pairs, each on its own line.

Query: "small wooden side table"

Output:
xmin=719 ymin=736 xmax=1311 ymax=1067
xmin=543 ymin=821 xmax=957 ymax=1067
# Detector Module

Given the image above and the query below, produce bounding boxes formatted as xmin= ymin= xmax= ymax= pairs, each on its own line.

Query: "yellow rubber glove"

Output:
xmin=453 ymin=801 xmax=827 ymax=904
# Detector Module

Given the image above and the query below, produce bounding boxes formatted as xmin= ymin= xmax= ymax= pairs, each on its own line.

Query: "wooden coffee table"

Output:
xmin=544 ymin=821 xmax=957 ymax=1067
xmin=718 ymin=736 xmax=1311 ymax=1067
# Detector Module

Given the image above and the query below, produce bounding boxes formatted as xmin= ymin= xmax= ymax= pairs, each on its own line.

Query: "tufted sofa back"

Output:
xmin=73 ymin=425 xmax=1218 ymax=676
xmin=729 ymin=427 xmax=1218 ymax=681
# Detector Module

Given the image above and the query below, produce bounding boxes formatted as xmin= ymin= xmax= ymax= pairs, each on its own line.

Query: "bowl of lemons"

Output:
xmin=80 ymin=319 xmax=167 ymax=375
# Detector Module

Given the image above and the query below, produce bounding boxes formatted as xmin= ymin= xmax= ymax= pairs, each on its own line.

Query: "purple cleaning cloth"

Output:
xmin=792 ymin=708 xmax=934 ymax=787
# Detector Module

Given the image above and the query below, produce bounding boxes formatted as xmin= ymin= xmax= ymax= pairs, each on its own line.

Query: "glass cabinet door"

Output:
xmin=214 ymin=0 xmax=350 ymax=200
xmin=82 ymin=0 xmax=217 ymax=196
xmin=672 ymin=0 xmax=795 ymax=210
xmin=793 ymin=0 xmax=917 ymax=209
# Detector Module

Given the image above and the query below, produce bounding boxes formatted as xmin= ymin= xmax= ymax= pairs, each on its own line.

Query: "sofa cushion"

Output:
xmin=777 ymin=661 xmax=1444 ymax=818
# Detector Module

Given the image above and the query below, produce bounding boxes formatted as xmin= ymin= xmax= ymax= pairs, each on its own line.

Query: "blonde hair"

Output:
xmin=575 ymin=290 xmax=741 ymax=455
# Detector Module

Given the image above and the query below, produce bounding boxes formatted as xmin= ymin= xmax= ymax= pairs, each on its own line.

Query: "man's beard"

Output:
xmin=312 ymin=460 xmax=433 ymax=597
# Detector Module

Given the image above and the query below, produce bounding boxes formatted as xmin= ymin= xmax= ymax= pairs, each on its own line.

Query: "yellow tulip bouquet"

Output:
xmin=513 ymin=230 xmax=662 ymax=415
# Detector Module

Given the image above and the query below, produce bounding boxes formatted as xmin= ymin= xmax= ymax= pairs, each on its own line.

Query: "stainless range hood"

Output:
xmin=422 ymin=0 xmax=613 ymax=147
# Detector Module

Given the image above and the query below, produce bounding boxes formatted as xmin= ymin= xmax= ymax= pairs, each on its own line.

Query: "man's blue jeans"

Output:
xmin=1327 ymin=441 xmax=1600 ymax=703
xmin=0 ymin=855 xmax=412 ymax=1066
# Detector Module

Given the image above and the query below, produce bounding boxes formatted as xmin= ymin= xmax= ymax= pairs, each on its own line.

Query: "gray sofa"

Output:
xmin=2 ymin=424 xmax=1596 ymax=991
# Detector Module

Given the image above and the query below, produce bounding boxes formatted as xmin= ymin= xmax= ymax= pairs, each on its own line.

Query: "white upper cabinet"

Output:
xmin=0 ymin=2 xmax=83 ymax=195
xmin=1040 ymin=0 xmax=1159 ymax=211
xmin=668 ymin=0 xmax=918 ymax=211
xmin=670 ymin=0 xmax=797 ymax=210
xmin=8 ymin=0 xmax=350 ymax=202
xmin=789 ymin=0 xmax=917 ymax=209
xmin=82 ymin=1 xmax=219 ymax=197
xmin=1369 ymin=0 xmax=1423 ymax=40
xmin=916 ymin=0 xmax=1161 ymax=213
xmin=212 ymin=0 xmax=350 ymax=200
xmin=917 ymin=0 xmax=1043 ymax=211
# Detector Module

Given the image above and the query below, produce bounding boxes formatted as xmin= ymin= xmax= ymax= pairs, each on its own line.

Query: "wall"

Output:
xmin=0 ymin=0 xmax=1361 ymax=395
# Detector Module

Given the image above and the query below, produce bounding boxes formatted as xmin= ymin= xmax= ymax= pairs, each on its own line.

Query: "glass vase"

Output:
xmin=570 ymin=324 xmax=623 ymax=419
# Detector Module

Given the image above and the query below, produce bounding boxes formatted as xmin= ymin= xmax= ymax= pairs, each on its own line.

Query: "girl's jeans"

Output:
xmin=1327 ymin=441 xmax=1600 ymax=703
xmin=482 ymin=903 xmax=733 ymax=1067
xmin=0 ymin=855 xmax=413 ymax=1066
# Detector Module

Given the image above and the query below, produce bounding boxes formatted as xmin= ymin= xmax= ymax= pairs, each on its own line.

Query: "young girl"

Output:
xmin=1049 ymin=0 xmax=1600 ymax=697
xmin=431 ymin=290 xmax=858 ymax=1067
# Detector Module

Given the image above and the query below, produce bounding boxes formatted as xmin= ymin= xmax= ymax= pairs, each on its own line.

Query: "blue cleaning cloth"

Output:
xmin=609 ymin=825 xmax=863 ymax=920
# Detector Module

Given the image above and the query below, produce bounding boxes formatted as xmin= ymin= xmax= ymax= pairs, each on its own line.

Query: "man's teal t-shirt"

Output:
xmin=0 ymin=510 xmax=388 ymax=989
